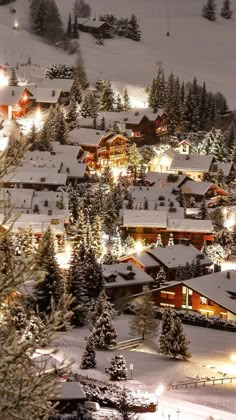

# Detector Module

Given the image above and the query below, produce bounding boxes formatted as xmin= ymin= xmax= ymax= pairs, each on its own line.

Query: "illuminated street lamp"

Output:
xmin=135 ymin=240 xmax=143 ymax=254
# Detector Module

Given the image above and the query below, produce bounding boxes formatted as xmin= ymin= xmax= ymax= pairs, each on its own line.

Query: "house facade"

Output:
xmin=0 ymin=86 xmax=34 ymax=120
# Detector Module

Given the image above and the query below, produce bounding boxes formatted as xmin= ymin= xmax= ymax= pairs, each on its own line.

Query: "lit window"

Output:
xmin=200 ymin=296 xmax=208 ymax=305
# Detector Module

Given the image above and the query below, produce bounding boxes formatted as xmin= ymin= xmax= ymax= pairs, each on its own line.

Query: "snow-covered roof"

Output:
xmin=0 ymin=86 xmax=33 ymax=105
xmin=124 ymin=252 xmax=160 ymax=268
xmin=77 ymin=18 xmax=111 ymax=29
xmin=123 ymin=210 xmax=167 ymax=228
xmin=148 ymin=244 xmax=211 ymax=268
xmin=102 ymin=262 xmax=154 ymax=288
xmin=183 ymin=270 xmax=236 ymax=315
xmin=40 ymin=78 xmax=74 ymax=93
xmin=127 ymin=185 xmax=182 ymax=211
xmin=51 ymin=142 xmax=80 ymax=157
xmin=97 ymin=109 xmax=164 ymax=127
xmin=213 ymin=162 xmax=233 ymax=176
xmin=0 ymin=213 xmax=65 ymax=234
xmin=146 ymin=171 xmax=187 ymax=188
xmin=53 ymin=382 xmax=86 ymax=400
xmin=69 ymin=127 xmax=108 ymax=146
xmin=30 ymin=87 xmax=62 ymax=103
xmin=77 ymin=116 xmax=94 ymax=127
xmin=181 ymin=180 xmax=213 ymax=196
xmin=4 ymin=170 xmax=67 ymax=186
xmin=170 ymin=153 xmax=213 ymax=172
xmin=0 ymin=188 xmax=33 ymax=209
xmin=167 ymin=218 xmax=213 ymax=232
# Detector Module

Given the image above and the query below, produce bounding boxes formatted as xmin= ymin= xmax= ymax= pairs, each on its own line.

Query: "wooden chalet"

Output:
xmin=152 ymin=270 xmax=236 ymax=321
xmin=0 ymin=86 xmax=33 ymax=119
xmin=77 ymin=18 xmax=113 ymax=38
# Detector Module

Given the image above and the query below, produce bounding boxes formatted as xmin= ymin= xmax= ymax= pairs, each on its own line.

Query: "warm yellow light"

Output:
xmin=35 ymin=108 xmax=42 ymax=123
xmin=230 ymin=354 xmax=236 ymax=362
xmin=135 ymin=240 xmax=143 ymax=254
xmin=56 ymin=242 xmax=72 ymax=268
xmin=23 ymin=94 xmax=28 ymax=101
xmin=14 ymin=21 xmax=18 ymax=28
xmin=155 ymin=384 xmax=164 ymax=397
xmin=0 ymin=71 xmax=8 ymax=87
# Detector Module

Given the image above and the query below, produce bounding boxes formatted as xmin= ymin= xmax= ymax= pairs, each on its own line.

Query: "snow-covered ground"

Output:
xmin=53 ymin=315 xmax=236 ymax=416
xmin=1 ymin=0 xmax=236 ymax=107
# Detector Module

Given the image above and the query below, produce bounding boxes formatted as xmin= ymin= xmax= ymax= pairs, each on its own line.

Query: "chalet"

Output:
xmin=121 ymin=209 xmax=213 ymax=249
xmin=177 ymin=139 xmax=192 ymax=154
xmin=77 ymin=18 xmax=113 ymax=38
xmin=97 ymin=109 xmax=168 ymax=140
xmin=3 ymin=170 xmax=68 ymax=191
xmin=69 ymin=128 xmax=129 ymax=169
xmin=51 ymin=382 xmax=86 ymax=413
xmin=149 ymin=148 xmax=176 ymax=172
xmin=102 ymin=262 xmax=154 ymax=303
xmin=0 ymin=86 xmax=34 ymax=119
xmin=120 ymin=243 xmax=212 ymax=281
xmin=30 ymin=87 xmax=63 ymax=109
xmin=40 ymin=78 xmax=75 ymax=98
xmin=145 ymin=171 xmax=187 ymax=188
xmin=152 ymin=270 xmax=236 ymax=320
xmin=181 ymin=180 xmax=228 ymax=205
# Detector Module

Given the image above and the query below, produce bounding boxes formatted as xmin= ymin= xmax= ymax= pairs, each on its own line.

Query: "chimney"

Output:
xmin=185 ymin=154 xmax=190 ymax=160
xmin=226 ymin=271 xmax=231 ymax=279
xmin=12 ymin=89 xmax=15 ymax=96
xmin=52 ymin=90 xmax=55 ymax=97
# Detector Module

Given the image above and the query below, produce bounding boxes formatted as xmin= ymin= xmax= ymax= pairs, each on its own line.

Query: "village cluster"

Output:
xmin=1 ymin=0 xmax=236 ymax=419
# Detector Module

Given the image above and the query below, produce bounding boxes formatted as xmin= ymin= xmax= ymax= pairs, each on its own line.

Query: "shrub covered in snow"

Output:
xmin=105 ymin=354 xmax=127 ymax=381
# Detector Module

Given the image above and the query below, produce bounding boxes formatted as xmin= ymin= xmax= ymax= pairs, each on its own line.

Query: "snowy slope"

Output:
xmin=1 ymin=0 xmax=236 ymax=107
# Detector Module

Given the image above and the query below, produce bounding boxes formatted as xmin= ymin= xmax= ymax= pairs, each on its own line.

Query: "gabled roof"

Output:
xmin=102 ymin=262 xmax=154 ymax=288
xmin=146 ymin=171 xmax=187 ymax=188
xmin=181 ymin=180 xmax=213 ymax=195
xmin=147 ymin=244 xmax=211 ymax=269
xmin=167 ymin=218 xmax=212 ymax=232
xmin=40 ymin=78 xmax=74 ymax=93
xmin=77 ymin=18 xmax=112 ymax=29
xmin=212 ymin=162 xmax=233 ymax=176
xmin=182 ymin=270 xmax=236 ymax=315
xmin=30 ymin=87 xmax=62 ymax=104
xmin=0 ymin=86 xmax=33 ymax=105
xmin=69 ymin=127 xmax=108 ymax=146
xmin=170 ymin=153 xmax=214 ymax=172
xmin=123 ymin=210 xmax=167 ymax=228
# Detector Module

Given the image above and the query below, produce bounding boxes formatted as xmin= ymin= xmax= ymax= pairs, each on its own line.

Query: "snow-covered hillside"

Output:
xmin=1 ymin=0 xmax=236 ymax=107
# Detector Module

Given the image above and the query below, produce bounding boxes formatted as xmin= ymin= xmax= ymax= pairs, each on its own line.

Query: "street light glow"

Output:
xmin=0 ymin=71 xmax=8 ymax=87
xmin=155 ymin=384 xmax=164 ymax=397
xmin=135 ymin=240 xmax=143 ymax=254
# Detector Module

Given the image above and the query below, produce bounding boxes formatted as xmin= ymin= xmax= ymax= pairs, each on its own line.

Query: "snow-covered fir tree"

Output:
xmin=53 ymin=107 xmax=68 ymax=144
xmin=27 ymin=122 xmax=38 ymax=146
xmin=80 ymin=335 xmax=96 ymax=369
xmin=73 ymin=0 xmax=91 ymax=18
xmin=67 ymin=243 xmax=89 ymax=325
xmin=123 ymin=88 xmax=131 ymax=111
xmin=176 ymin=188 xmax=186 ymax=208
xmin=183 ymin=77 xmax=200 ymax=132
xmin=112 ymin=229 xmax=123 ymax=259
xmin=16 ymin=227 xmax=35 ymax=257
xmin=87 ymin=289 xmax=116 ymax=330
xmin=92 ymin=308 xmax=117 ymax=349
xmin=127 ymin=13 xmax=141 ymax=41
xmin=75 ymin=44 xmax=89 ymax=89
xmin=72 ymin=14 xmax=79 ymax=39
xmin=43 ymin=0 xmax=64 ymax=43
xmin=159 ymin=307 xmax=174 ymax=356
xmin=167 ymin=233 xmax=174 ymax=246
xmin=99 ymin=80 xmax=115 ymax=111
xmin=8 ymin=68 xmax=18 ymax=86
xmin=33 ymin=227 xmax=64 ymax=314
xmin=45 ymin=64 xmax=74 ymax=79
xmin=116 ymin=94 xmax=124 ymax=111
xmin=66 ymin=95 xmax=78 ymax=129
xmin=75 ymin=207 xmax=87 ymax=245
xmin=81 ymin=90 xmax=97 ymax=117
xmin=106 ymin=354 xmax=128 ymax=381
xmin=202 ymin=0 xmax=217 ymax=21
xmin=205 ymin=243 xmax=230 ymax=263
xmin=154 ymin=266 xmax=167 ymax=287
xmin=82 ymin=247 xmax=104 ymax=299
xmin=127 ymin=143 xmax=143 ymax=173
xmin=102 ymin=249 xmax=117 ymax=264
xmin=67 ymin=13 xmax=72 ymax=37
xmin=155 ymin=233 xmax=163 ymax=247
xmin=70 ymin=78 xmax=83 ymax=103
xmin=92 ymin=215 xmax=105 ymax=259
xmin=199 ymin=198 xmax=208 ymax=220
xmin=167 ymin=317 xmax=191 ymax=360
xmin=199 ymin=82 xmax=209 ymax=129
xmin=221 ymin=0 xmax=233 ymax=18
xmin=103 ymin=194 xmax=118 ymax=239
xmin=129 ymin=285 xmax=160 ymax=340
xmin=148 ymin=65 xmax=166 ymax=110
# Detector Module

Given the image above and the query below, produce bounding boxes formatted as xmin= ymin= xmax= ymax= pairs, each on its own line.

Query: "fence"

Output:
xmin=170 ymin=376 xmax=236 ymax=390
xmin=109 ymin=337 xmax=143 ymax=350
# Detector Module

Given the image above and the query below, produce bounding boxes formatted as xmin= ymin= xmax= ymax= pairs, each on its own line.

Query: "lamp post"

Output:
xmin=176 ymin=408 xmax=181 ymax=419
xmin=129 ymin=363 xmax=133 ymax=380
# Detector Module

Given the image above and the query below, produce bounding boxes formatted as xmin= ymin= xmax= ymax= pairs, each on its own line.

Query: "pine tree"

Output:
xmin=159 ymin=307 xmax=174 ymax=356
xmin=67 ymin=243 xmax=89 ymax=325
xmin=176 ymin=188 xmax=186 ymax=208
xmin=116 ymin=387 xmax=139 ymax=420
xmin=221 ymin=0 xmax=233 ymax=18
xmin=73 ymin=0 xmax=91 ymax=18
xmin=103 ymin=194 xmax=118 ymax=239
xmin=27 ymin=122 xmax=38 ymax=145
xmin=73 ymin=14 xmax=79 ymax=39
xmin=127 ymin=14 xmax=141 ymax=41
xmin=106 ymin=354 xmax=127 ymax=381
xmin=66 ymin=95 xmax=78 ymax=129
xmin=112 ymin=230 xmax=123 ymax=259
xmin=87 ymin=289 xmax=116 ymax=330
xmin=17 ymin=227 xmax=35 ymax=257
xmin=33 ymin=228 xmax=64 ymax=314
xmin=126 ymin=192 xmax=134 ymax=209
xmin=155 ymin=266 xmax=166 ymax=287
xmin=67 ymin=13 xmax=72 ymax=37
xmin=81 ymin=90 xmax=97 ymax=118
xmin=126 ymin=143 xmax=143 ymax=172
xmin=207 ymin=92 xmax=217 ymax=121
xmin=75 ymin=45 xmax=89 ymax=90
xmin=100 ymin=116 xmax=106 ymax=130
xmin=199 ymin=197 xmax=208 ymax=220
xmin=54 ymin=109 xmax=68 ymax=144
xmin=80 ymin=335 xmax=96 ymax=369
xmin=92 ymin=215 xmax=105 ymax=259
xmin=83 ymin=247 xmax=104 ymax=299
xmin=99 ymin=81 xmax=115 ymax=111
xmin=123 ymin=88 xmax=131 ymax=111
xmin=155 ymin=233 xmax=163 ymax=247
xmin=129 ymin=285 xmax=160 ymax=340
xmin=183 ymin=77 xmax=200 ymax=132
xmin=168 ymin=317 xmax=191 ymax=360
xmin=116 ymin=94 xmax=124 ymax=112
xmin=92 ymin=309 xmax=117 ymax=349
xmin=167 ymin=233 xmax=174 ymax=246
xmin=8 ymin=68 xmax=18 ymax=86
xmin=202 ymin=0 xmax=217 ymax=21
xmin=71 ymin=78 xmax=83 ymax=104
xmin=199 ymin=82 xmax=209 ymax=129
xmin=102 ymin=249 xmax=116 ymax=264
xmin=165 ymin=72 xmax=176 ymax=132
xmin=43 ymin=0 xmax=64 ymax=44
